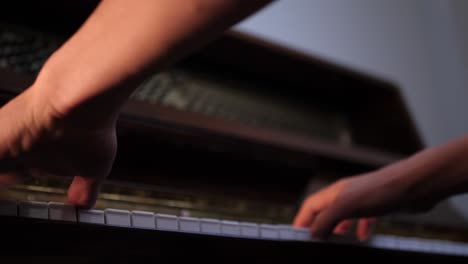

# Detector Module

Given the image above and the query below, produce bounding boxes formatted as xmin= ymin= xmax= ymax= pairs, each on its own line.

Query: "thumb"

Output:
xmin=67 ymin=176 xmax=103 ymax=209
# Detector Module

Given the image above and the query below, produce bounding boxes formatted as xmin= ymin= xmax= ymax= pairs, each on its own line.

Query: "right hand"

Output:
xmin=0 ymin=85 xmax=117 ymax=208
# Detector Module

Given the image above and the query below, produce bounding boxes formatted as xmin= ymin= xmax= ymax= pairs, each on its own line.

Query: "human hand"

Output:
xmin=293 ymin=168 xmax=438 ymax=241
xmin=0 ymin=86 xmax=117 ymax=208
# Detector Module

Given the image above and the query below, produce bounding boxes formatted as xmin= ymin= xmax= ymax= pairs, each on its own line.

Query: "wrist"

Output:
xmin=28 ymin=75 xmax=118 ymax=134
xmin=31 ymin=62 xmax=120 ymax=131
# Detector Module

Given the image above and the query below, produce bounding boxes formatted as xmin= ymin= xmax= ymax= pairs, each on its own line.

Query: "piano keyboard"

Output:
xmin=1 ymin=199 xmax=468 ymax=257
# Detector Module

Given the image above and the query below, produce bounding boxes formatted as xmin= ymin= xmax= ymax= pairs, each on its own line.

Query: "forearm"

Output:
xmin=31 ymin=0 xmax=271 ymax=127
xmin=382 ymin=134 xmax=468 ymax=207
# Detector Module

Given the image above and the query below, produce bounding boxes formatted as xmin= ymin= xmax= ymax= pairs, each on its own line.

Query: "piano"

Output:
xmin=1 ymin=2 xmax=467 ymax=262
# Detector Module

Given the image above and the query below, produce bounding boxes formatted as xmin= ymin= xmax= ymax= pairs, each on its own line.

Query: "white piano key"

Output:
xmin=458 ymin=243 xmax=468 ymax=256
xmin=78 ymin=209 xmax=105 ymax=224
xmin=155 ymin=214 xmax=179 ymax=231
xmin=105 ymin=209 xmax=131 ymax=227
xmin=19 ymin=201 xmax=48 ymax=219
xmin=441 ymin=241 xmax=455 ymax=255
xmin=240 ymin=222 xmax=259 ymax=238
xmin=278 ymin=225 xmax=295 ymax=240
xmin=416 ymin=239 xmax=434 ymax=253
xmin=370 ymin=235 xmax=397 ymax=249
xmin=0 ymin=199 xmax=17 ymax=216
xmin=200 ymin=218 xmax=221 ymax=234
xmin=431 ymin=241 xmax=446 ymax=254
xmin=453 ymin=243 xmax=468 ymax=256
xmin=397 ymin=237 xmax=416 ymax=251
xmin=260 ymin=224 xmax=279 ymax=239
xmin=436 ymin=240 xmax=463 ymax=255
xmin=131 ymin=211 xmax=155 ymax=229
xmin=221 ymin=220 xmax=240 ymax=236
xmin=440 ymin=242 xmax=456 ymax=255
xmin=446 ymin=241 xmax=467 ymax=255
xmin=179 ymin=216 xmax=201 ymax=233
xmin=400 ymin=237 xmax=422 ymax=252
xmin=407 ymin=238 xmax=429 ymax=253
xmin=293 ymin=227 xmax=311 ymax=241
xmin=450 ymin=244 xmax=462 ymax=255
xmin=48 ymin=202 xmax=77 ymax=222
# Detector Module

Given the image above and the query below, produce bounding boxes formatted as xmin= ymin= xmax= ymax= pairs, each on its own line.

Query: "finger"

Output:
xmin=357 ymin=218 xmax=377 ymax=242
xmin=293 ymin=195 xmax=329 ymax=228
xmin=311 ymin=203 xmax=349 ymax=240
xmin=293 ymin=203 xmax=318 ymax=228
xmin=333 ymin=219 xmax=353 ymax=235
xmin=67 ymin=176 xmax=103 ymax=209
